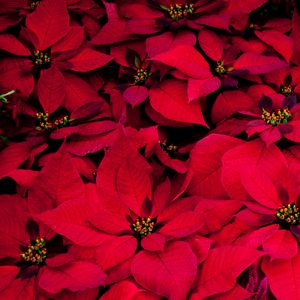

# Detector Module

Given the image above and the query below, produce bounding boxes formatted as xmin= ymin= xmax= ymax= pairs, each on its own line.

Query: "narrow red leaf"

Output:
xmin=68 ymin=48 xmax=112 ymax=72
xmin=0 ymin=33 xmax=31 ymax=56
xmin=52 ymin=26 xmax=85 ymax=53
xmin=234 ymin=52 xmax=287 ymax=74
xmin=198 ymin=29 xmax=223 ymax=61
xmin=0 ymin=142 xmax=31 ymax=180
xmin=37 ymin=66 xmax=65 ymax=114
xmin=117 ymin=158 xmax=152 ymax=215
xmin=255 ymin=30 xmax=293 ymax=62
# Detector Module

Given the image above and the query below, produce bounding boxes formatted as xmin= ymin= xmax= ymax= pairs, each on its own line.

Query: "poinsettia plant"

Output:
xmin=1 ymin=0 xmax=300 ymax=299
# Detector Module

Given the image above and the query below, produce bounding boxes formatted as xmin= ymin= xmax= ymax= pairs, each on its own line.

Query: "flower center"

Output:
xmin=33 ymin=49 xmax=51 ymax=67
xmin=159 ymin=140 xmax=178 ymax=154
xmin=167 ymin=3 xmax=194 ymax=21
xmin=276 ymin=203 xmax=300 ymax=225
xmin=134 ymin=68 xmax=151 ymax=85
xmin=132 ymin=217 xmax=155 ymax=237
xmin=261 ymin=108 xmax=291 ymax=125
xmin=20 ymin=238 xmax=47 ymax=265
xmin=36 ymin=112 xmax=73 ymax=130
xmin=280 ymin=84 xmax=294 ymax=96
xmin=215 ymin=61 xmax=226 ymax=74
xmin=29 ymin=0 xmax=41 ymax=8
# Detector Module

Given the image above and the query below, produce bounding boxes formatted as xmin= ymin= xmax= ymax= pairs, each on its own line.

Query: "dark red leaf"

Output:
xmin=26 ymin=0 xmax=70 ymax=50
xmin=37 ymin=65 xmax=65 ymax=114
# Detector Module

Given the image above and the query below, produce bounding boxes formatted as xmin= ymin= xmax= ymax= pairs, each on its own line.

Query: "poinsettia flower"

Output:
xmin=0 ymin=195 xmax=106 ymax=298
xmin=263 ymin=66 xmax=300 ymax=97
xmin=133 ymin=126 xmax=189 ymax=173
xmin=110 ymin=41 xmax=152 ymax=107
xmin=35 ymin=134 xmax=202 ymax=299
xmin=245 ymin=93 xmax=300 ymax=145
xmin=0 ymin=0 xmax=112 ymax=106
xmin=114 ymin=0 xmax=229 ymax=35
xmin=237 ymin=164 xmax=300 ymax=259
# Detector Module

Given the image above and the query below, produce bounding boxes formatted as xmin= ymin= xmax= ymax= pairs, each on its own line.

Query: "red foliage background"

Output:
xmin=0 ymin=0 xmax=300 ymax=299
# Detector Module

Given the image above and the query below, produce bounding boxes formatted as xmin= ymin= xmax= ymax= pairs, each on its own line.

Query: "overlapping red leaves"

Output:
xmin=1 ymin=0 xmax=300 ymax=299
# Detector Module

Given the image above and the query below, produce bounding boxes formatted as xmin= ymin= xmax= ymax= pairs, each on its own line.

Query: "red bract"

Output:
xmin=34 ymin=134 xmax=202 ymax=299
xmin=2 ymin=0 xmax=300 ymax=299
xmin=0 ymin=195 xmax=106 ymax=298
xmin=0 ymin=0 xmax=112 ymax=108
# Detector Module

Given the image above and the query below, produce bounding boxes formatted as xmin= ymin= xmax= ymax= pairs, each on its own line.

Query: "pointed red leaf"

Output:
xmin=262 ymin=254 xmax=300 ymax=300
xmin=263 ymin=229 xmax=298 ymax=259
xmin=39 ymin=262 xmax=106 ymax=294
xmin=240 ymin=167 xmax=281 ymax=209
xmin=196 ymin=200 xmax=242 ymax=235
xmin=188 ymin=77 xmax=220 ymax=102
xmin=159 ymin=212 xmax=202 ymax=238
xmin=194 ymin=246 xmax=263 ymax=299
xmin=234 ymin=52 xmax=287 ymax=74
xmin=255 ymin=30 xmax=293 ymax=62
xmin=26 ymin=0 xmax=70 ymax=50
xmin=89 ymin=209 xmax=130 ymax=235
xmin=0 ymin=33 xmax=31 ymax=56
xmin=226 ymin=0 xmax=268 ymax=14
xmin=0 ymin=266 xmax=19 ymax=291
xmin=149 ymin=80 xmax=207 ymax=126
xmin=117 ymin=157 xmax=152 ymax=215
xmin=141 ymin=233 xmax=166 ymax=252
xmin=0 ymin=57 xmax=34 ymax=97
xmin=37 ymin=65 xmax=65 ymax=114
xmin=92 ymin=3 xmax=132 ymax=45
xmin=292 ymin=11 xmax=300 ymax=65
xmin=211 ymin=90 xmax=254 ymax=123
xmin=131 ymin=241 xmax=197 ymax=300
xmin=151 ymin=45 xmax=211 ymax=79
xmin=64 ymin=73 xmax=105 ymax=111
xmin=123 ymin=85 xmax=149 ymax=107
xmin=0 ymin=142 xmax=31 ymax=180
xmin=96 ymin=236 xmax=137 ymax=270
xmin=36 ymin=199 xmax=107 ymax=246
xmin=28 ymin=152 xmax=85 ymax=213
xmin=188 ymin=134 xmax=244 ymax=199
xmin=146 ymin=31 xmax=196 ymax=58
xmin=198 ymin=29 xmax=223 ymax=61
xmin=68 ymin=48 xmax=112 ymax=72
xmin=52 ymin=26 xmax=85 ymax=53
